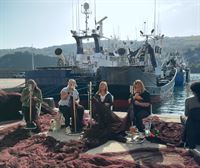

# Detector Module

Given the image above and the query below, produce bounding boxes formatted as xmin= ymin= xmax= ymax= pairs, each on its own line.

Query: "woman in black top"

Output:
xmin=128 ymin=80 xmax=151 ymax=132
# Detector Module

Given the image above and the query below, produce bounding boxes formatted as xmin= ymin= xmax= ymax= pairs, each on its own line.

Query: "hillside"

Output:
xmin=0 ymin=35 xmax=200 ymax=73
xmin=0 ymin=51 xmax=57 ymax=78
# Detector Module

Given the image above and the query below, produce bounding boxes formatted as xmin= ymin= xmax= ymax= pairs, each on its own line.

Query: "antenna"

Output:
xmin=72 ymin=0 xmax=74 ymax=30
xmin=96 ymin=16 xmax=108 ymax=25
xmin=31 ymin=44 xmax=34 ymax=70
xmin=96 ymin=16 xmax=108 ymax=36
xmin=154 ymin=0 xmax=157 ymax=35
xmin=94 ymin=0 xmax=96 ymax=25
xmin=143 ymin=21 xmax=146 ymax=34
xmin=76 ymin=0 xmax=78 ymax=31
xmin=81 ymin=2 xmax=91 ymax=35
xmin=78 ymin=0 xmax=80 ymax=32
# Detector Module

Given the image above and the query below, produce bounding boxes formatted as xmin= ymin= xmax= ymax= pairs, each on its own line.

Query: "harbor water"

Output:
xmin=154 ymin=73 xmax=200 ymax=115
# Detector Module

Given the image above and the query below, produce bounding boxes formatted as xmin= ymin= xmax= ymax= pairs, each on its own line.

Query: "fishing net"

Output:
xmin=0 ymin=134 xmax=200 ymax=168
xmin=143 ymin=116 xmax=184 ymax=146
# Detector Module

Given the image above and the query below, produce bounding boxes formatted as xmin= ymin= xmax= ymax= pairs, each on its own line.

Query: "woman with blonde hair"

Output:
xmin=84 ymin=81 xmax=127 ymax=145
xmin=94 ymin=81 xmax=113 ymax=110
xmin=58 ymin=79 xmax=84 ymax=134
xmin=128 ymin=80 xmax=151 ymax=132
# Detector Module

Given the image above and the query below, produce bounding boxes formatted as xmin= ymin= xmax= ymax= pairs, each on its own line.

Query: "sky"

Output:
xmin=0 ymin=0 xmax=200 ymax=49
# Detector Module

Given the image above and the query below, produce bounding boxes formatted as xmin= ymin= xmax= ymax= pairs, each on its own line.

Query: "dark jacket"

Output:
xmin=94 ymin=92 xmax=113 ymax=109
xmin=185 ymin=107 xmax=200 ymax=149
xmin=129 ymin=90 xmax=151 ymax=114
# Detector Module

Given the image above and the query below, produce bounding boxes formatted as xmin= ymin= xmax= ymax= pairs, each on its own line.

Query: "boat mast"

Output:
xmin=154 ymin=0 xmax=156 ymax=35
xmin=31 ymin=45 xmax=34 ymax=70
xmin=72 ymin=0 xmax=74 ymax=30
xmin=94 ymin=0 xmax=96 ymax=25
xmin=78 ymin=0 xmax=80 ymax=31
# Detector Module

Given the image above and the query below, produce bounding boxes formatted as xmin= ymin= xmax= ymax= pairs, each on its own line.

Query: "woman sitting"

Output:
xmin=128 ymin=80 xmax=151 ymax=132
xmin=93 ymin=81 xmax=113 ymax=118
xmin=183 ymin=81 xmax=200 ymax=149
xmin=83 ymin=81 xmax=127 ymax=147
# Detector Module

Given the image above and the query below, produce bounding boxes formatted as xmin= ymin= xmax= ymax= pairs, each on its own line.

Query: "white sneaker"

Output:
xmin=65 ymin=126 xmax=71 ymax=134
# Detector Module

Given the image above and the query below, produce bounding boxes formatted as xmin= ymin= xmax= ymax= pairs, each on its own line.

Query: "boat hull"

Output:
xmin=26 ymin=66 xmax=176 ymax=111
xmin=25 ymin=68 xmax=96 ymax=108
xmin=175 ymin=70 xmax=185 ymax=86
xmin=97 ymin=66 xmax=176 ymax=110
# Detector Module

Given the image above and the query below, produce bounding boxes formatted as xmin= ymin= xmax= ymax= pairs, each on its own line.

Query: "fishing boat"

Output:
xmin=162 ymin=52 xmax=190 ymax=86
xmin=25 ymin=2 xmax=176 ymax=111
xmin=97 ymin=30 xmax=177 ymax=110
xmin=25 ymin=2 xmax=124 ymax=108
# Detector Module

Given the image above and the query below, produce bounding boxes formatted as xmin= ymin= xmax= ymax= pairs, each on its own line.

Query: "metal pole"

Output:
xmin=29 ymin=86 xmax=32 ymax=124
xmin=94 ymin=0 xmax=96 ymax=25
xmin=31 ymin=45 xmax=34 ymax=70
xmin=73 ymin=91 xmax=77 ymax=132
xmin=154 ymin=0 xmax=157 ymax=35
xmin=72 ymin=0 xmax=74 ymax=30
xmin=89 ymin=81 xmax=92 ymax=127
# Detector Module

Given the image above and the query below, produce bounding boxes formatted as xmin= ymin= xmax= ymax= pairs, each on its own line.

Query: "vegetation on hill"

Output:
xmin=0 ymin=51 xmax=57 ymax=70
xmin=0 ymin=35 xmax=199 ymax=72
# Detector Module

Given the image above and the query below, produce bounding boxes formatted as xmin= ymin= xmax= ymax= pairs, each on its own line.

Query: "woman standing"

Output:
xmin=21 ymin=79 xmax=42 ymax=131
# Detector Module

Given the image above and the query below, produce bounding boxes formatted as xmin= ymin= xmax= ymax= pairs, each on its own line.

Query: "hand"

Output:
xmin=128 ymin=98 xmax=132 ymax=104
xmin=104 ymin=103 xmax=110 ymax=107
xmin=134 ymin=93 xmax=143 ymax=101
xmin=134 ymin=100 xmax=140 ymax=106
xmin=75 ymin=101 xmax=79 ymax=105
xmin=29 ymin=89 xmax=33 ymax=95
xmin=68 ymin=92 xmax=72 ymax=96
xmin=135 ymin=92 xmax=140 ymax=96
xmin=32 ymin=96 xmax=38 ymax=101
xmin=61 ymin=91 xmax=70 ymax=100
xmin=28 ymin=85 xmax=33 ymax=91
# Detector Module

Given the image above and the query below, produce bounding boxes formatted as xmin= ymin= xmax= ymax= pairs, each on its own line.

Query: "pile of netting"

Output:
xmin=0 ymin=98 xmax=200 ymax=167
xmin=0 ymin=112 xmax=56 ymax=151
xmin=143 ymin=116 xmax=184 ymax=146
xmin=1 ymin=134 xmax=200 ymax=168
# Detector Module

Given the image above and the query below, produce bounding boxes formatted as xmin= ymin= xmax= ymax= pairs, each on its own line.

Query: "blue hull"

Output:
xmin=175 ymin=71 xmax=185 ymax=86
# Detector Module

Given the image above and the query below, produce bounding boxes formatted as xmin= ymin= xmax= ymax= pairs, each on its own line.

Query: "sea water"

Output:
xmin=154 ymin=73 xmax=200 ymax=115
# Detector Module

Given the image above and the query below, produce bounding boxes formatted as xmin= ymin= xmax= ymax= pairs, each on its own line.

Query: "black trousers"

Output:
xmin=22 ymin=106 xmax=38 ymax=123
xmin=134 ymin=110 xmax=150 ymax=132
xmin=59 ymin=104 xmax=84 ymax=132
xmin=185 ymin=108 xmax=200 ymax=149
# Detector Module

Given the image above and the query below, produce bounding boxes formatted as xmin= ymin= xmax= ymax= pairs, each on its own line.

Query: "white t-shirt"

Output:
xmin=100 ymin=94 xmax=106 ymax=102
xmin=58 ymin=86 xmax=79 ymax=106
